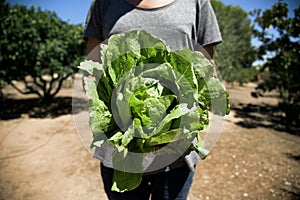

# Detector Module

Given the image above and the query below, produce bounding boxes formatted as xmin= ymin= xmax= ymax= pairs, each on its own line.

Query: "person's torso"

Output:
xmin=99 ymin=0 xmax=201 ymax=50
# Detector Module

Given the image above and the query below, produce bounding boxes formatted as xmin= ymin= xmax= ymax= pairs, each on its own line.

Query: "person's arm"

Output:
xmin=86 ymin=37 xmax=102 ymax=62
xmin=203 ymin=44 xmax=213 ymax=60
xmin=83 ymin=37 xmax=102 ymax=82
xmin=203 ymin=44 xmax=218 ymax=78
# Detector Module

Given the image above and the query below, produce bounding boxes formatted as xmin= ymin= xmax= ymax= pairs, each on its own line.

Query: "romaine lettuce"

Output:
xmin=78 ymin=30 xmax=230 ymax=192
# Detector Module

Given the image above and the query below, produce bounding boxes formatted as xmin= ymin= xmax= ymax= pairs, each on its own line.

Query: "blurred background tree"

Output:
xmin=0 ymin=0 xmax=86 ymax=102
xmin=251 ymin=2 xmax=300 ymax=126
xmin=211 ymin=0 xmax=258 ymax=85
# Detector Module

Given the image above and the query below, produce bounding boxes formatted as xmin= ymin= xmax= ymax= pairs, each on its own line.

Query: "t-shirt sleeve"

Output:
xmin=197 ymin=0 xmax=222 ymax=46
xmin=83 ymin=0 xmax=104 ymax=41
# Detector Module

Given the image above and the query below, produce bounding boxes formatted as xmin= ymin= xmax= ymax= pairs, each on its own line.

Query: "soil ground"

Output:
xmin=0 ymin=82 xmax=299 ymax=200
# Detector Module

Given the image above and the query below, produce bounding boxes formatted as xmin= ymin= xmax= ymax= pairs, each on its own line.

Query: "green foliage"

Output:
xmin=79 ymin=30 xmax=230 ymax=192
xmin=211 ymin=0 xmax=257 ymax=84
xmin=0 ymin=1 xmax=86 ymax=101
xmin=251 ymin=2 xmax=300 ymax=124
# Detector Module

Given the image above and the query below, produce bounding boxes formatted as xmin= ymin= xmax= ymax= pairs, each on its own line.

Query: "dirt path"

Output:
xmin=0 ymin=83 xmax=299 ymax=200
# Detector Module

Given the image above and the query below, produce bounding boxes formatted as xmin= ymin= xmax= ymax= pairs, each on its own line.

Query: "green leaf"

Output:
xmin=145 ymin=129 xmax=181 ymax=146
xmin=83 ymin=77 xmax=113 ymax=133
xmin=111 ymin=170 xmax=142 ymax=193
xmin=83 ymin=76 xmax=116 ymax=147
xmin=206 ymin=77 xmax=230 ymax=115
xmin=78 ymin=60 xmax=102 ymax=76
xmin=150 ymin=103 xmax=192 ymax=137
xmin=111 ymin=149 xmax=144 ymax=192
xmin=193 ymin=133 xmax=209 ymax=159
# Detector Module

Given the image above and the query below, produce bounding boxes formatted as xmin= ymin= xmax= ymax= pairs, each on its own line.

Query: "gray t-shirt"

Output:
xmin=84 ymin=0 xmax=222 ymax=47
xmin=83 ymin=0 xmax=222 ymax=172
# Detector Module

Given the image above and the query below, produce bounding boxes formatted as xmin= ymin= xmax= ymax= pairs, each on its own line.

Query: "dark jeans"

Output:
xmin=100 ymin=163 xmax=194 ymax=200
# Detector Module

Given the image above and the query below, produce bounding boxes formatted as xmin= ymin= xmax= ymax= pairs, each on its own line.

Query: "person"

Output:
xmin=83 ymin=0 xmax=222 ymax=199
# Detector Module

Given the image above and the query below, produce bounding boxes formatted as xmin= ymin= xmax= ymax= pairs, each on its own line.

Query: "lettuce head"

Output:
xmin=78 ymin=30 xmax=230 ymax=192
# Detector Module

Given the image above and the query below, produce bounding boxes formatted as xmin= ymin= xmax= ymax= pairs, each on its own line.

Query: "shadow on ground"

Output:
xmin=231 ymin=102 xmax=300 ymax=136
xmin=0 ymin=97 xmax=87 ymax=120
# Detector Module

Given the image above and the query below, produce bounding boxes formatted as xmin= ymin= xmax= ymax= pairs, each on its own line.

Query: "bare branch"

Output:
xmin=10 ymin=81 xmax=42 ymax=97
xmin=50 ymin=73 xmax=71 ymax=98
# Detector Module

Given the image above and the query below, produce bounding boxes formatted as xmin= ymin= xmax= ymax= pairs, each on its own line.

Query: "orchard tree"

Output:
xmin=0 ymin=1 xmax=86 ymax=101
xmin=211 ymin=0 xmax=257 ymax=85
xmin=0 ymin=0 xmax=9 ymax=99
xmin=251 ymin=2 xmax=300 ymax=125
